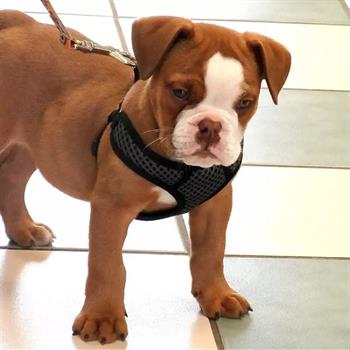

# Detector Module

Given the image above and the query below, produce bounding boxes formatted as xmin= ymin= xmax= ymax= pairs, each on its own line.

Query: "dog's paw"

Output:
xmin=193 ymin=283 xmax=252 ymax=320
xmin=73 ymin=310 xmax=128 ymax=344
xmin=7 ymin=222 xmax=55 ymax=247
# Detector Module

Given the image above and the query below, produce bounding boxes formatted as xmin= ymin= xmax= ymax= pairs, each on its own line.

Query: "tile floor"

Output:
xmin=1 ymin=1 xmax=350 ymax=349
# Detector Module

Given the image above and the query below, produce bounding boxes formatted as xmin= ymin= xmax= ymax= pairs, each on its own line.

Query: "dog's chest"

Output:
xmin=153 ymin=187 xmax=177 ymax=205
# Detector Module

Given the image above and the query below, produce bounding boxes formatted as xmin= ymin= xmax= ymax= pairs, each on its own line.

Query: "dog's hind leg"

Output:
xmin=0 ymin=144 xmax=54 ymax=247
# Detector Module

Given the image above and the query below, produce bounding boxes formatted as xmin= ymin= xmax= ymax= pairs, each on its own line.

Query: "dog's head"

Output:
xmin=132 ymin=16 xmax=291 ymax=168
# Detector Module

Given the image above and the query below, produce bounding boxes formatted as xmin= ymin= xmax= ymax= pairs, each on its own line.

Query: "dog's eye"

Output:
xmin=237 ymin=99 xmax=251 ymax=110
xmin=172 ymin=88 xmax=188 ymax=100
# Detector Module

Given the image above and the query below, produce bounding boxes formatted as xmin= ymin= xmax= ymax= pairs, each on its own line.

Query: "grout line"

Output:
xmin=0 ymin=245 xmax=185 ymax=255
xmin=241 ymin=163 xmax=350 ymax=170
xmin=1 ymin=245 xmax=88 ymax=252
xmin=209 ymin=319 xmax=225 ymax=350
xmin=107 ymin=0 xmax=129 ymax=52
xmin=176 ymin=215 xmax=191 ymax=254
xmin=223 ymin=254 xmax=350 ymax=260
xmin=24 ymin=12 xmax=350 ymax=28
xmin=115 ymin=15 xmax=350 ymax=27
xmin=278 ymin=87 xmax=350 ymax=93
xmin=1 ymin=246 xmax=349 ymax=260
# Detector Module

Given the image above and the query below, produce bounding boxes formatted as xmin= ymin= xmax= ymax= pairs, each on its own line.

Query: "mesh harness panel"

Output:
xmin=107 ymin=110 xmax=243 ymax=220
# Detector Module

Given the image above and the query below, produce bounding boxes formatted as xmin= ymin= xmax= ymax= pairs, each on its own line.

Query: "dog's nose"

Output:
xmin=196 ymin=118 xmax=222 ymax=149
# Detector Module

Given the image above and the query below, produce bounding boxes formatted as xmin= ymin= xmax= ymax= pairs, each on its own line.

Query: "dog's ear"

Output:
xmin=132 ymin=16 xmax=194 ymax=80
xmin=244 ymin=32 xmax=291 ymax=104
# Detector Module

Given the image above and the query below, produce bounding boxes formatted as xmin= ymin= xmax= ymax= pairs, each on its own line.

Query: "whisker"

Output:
xmin=159 ymin=136 xmax=169 ymax=145
xmin=143 ymin=136 xmax=168 ymax=150
xmin=141 ymin=127 xmax=174 ymax=135
xmin=141 ymin=129 xmax=161 ymax=134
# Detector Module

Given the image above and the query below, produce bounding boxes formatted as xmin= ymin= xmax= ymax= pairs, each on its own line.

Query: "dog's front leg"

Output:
xmin=73 ymin=197 xmax=137 ymax=344
xmin=189 ymin=184 xmax=252 ymax=319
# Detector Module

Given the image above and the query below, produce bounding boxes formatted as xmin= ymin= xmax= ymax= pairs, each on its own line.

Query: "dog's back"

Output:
xmin=0 ymin=10 xmax=133 ymax=198
xmin=0 ymin=10 xmax=35 ymax=29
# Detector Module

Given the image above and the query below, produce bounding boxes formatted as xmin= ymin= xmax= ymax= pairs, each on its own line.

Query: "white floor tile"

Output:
xmin=227 ymin=166 xmax=350 ymax=257
xmin=119 ymin=18 xmax=350 ymax=91
xmin=184 ymin=166 xmax=350 ymax=258
xmin=2 ymin=0 xmax=112 ymax=16
xmin=0 ymin=171 xmax=185 ymax=252
xmin=0 ymin=249 xmax=216 ymax=349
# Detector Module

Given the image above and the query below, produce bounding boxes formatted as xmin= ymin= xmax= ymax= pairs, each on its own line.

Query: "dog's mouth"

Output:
xmin=172 ymin=141 xmax=242 ymax=168
xmin=193 ymin=149 xmax=217 ymax=160
xmin=172 ymin=147 xmax=222 ymax=168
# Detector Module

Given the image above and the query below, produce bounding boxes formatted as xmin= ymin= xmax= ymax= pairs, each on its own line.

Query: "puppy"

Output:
xmin=0 ymin=11 xmax=291 ymax=344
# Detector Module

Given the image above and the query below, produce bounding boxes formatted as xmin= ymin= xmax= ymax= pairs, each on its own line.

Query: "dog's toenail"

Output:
xmin=248 ymin=306 xmax=253 ymax=312
xmin=119 ymin=333 xmax=125 ymax=341
xmin=214 ymin=312 xmax=220 ymax=320
xmin=72 ymin=331 xmax=79 ymax=336
xmin=192 ymin=291 xmax=200 ymax=297
xmin=84 ymin=334 xmax=89 ymax=341
xmin=100 ymin=337 xmax=106 ymax=344
xmin=125 ymin=310 xmax=128 ymax=317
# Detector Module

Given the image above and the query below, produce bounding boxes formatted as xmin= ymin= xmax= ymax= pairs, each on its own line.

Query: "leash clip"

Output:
xmin=73 ymin=40 xmax=136 ymax=67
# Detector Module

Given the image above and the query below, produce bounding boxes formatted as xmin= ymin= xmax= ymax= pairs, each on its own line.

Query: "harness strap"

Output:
xmin=90 ymin=106 xmax=122 ymax=158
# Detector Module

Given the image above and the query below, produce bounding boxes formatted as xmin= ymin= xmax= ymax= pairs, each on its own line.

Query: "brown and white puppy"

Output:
xmin=0 ymin=11 xmax=291 ymax=344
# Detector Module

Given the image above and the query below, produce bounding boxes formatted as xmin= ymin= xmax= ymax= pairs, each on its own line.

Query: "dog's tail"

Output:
xmin=0 ymin=10 xmax=35 ymax=30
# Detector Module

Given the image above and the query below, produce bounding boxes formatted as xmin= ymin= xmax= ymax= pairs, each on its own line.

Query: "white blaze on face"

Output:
xmin=172 ymin=52 xmax=245 ymax=168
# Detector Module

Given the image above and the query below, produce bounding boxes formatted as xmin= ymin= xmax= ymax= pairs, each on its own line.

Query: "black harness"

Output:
xmin=92 ymin=109 xmax=243 ymax=221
